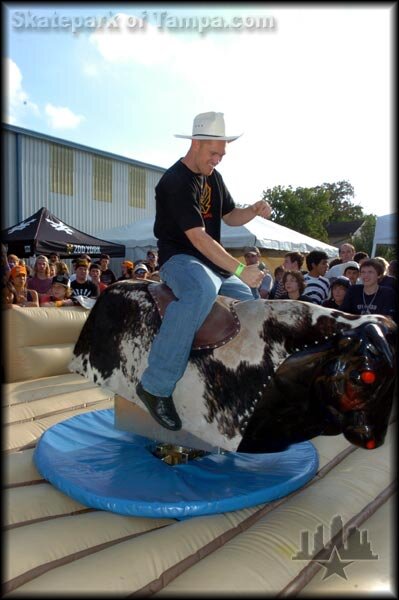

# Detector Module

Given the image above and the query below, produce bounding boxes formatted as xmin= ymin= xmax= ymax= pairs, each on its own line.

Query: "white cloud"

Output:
xmin=82 ymin=63 xmax=100 ymax=78
xmin=45 ymin=104 xmax=85 ymax=129
xmin=3 ymin=57 xmax=40 ymax=123
xmin=89 ymin=7 xmax=392 ymax=215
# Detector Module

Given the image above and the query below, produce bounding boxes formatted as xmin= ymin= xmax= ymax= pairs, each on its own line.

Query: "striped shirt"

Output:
xmin=303 ymin=274 xmax=330 ymax=305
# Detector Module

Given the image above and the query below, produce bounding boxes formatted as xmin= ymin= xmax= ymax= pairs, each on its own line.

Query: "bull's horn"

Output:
xmin=364 ymin=323 xmax=394 ymax=368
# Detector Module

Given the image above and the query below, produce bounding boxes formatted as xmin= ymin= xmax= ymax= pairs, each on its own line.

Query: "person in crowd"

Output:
xmin=343 ymin=263 xmax=360 ymax=285
xmin=70 ymin=259 xmax=98 ymax=300
xmin=144 ymin=250 xmax=159 ymax=273
xmin=132 ymin=263 xmax=150 ymax=280
xmin=70 ymin=255 xmax=92 ymax=282
xmin=322 ymin=276 xmax=351 ymax=309
xmin=97 ymin=253 xmax=116 ymax=285
xmin=117 ymin=260 xmax=134 ymax=281
xmin=7 ymin=253 xmax=19 ymax=271
xmin=26 ymin=255 xmax=52 ymax=297
xmin=303 ymin=251 xmax=330 ymax=305
xmin=40 ymin=274 xmax=74 ymax=307
xmin=55 ymin=261 xmax=70 ymax=277
xmin=353 ymin=251 xmax=369 ymax=265
xmin=373 ymin=256 xmax=397 ymax=292
xmin=340 ymin=258 xmax=397 ymax=322
xmin=269 ymin=252 xmax=304 ymax=299
xmin=339 ymin=243 xmax=356 ymax=263
xmin=2 ymin=278 xmax=18 ymax=308
xmin=9 ymin=264 xmax=39 ymax=307
xmin=325 ymin=243 xmax=357 ymax=280
xmin=136 ymin=111 xmax=271 ymax=431
xmin=243 ymin=247 xmax=264 ymax=299
xmin=48 ymin=252 xmax=60 ymax=266
xmin=327 ymin=257 xmax=342 ymax=270
xmin=281 ymin=270 xmax=315 ymax=303
xmin=89 ymin=263 xmax=108 ymax=294
xmin=259 ymin=269 xmax=273 ymax=299
xmin=49 ymin=263 xmax=57 ymax=278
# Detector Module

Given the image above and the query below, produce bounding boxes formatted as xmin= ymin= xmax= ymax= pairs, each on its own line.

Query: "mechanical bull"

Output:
xmin=69 ymin=280 xmax=396 ymax=453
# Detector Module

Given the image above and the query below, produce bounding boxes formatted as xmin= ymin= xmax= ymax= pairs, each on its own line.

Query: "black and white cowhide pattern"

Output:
xmin=70 ymin=281 xmax=396 ymax=453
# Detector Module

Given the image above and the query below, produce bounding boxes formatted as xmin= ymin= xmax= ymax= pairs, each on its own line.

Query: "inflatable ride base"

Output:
xmin=34 ymin=409 xmax=319 ymax=520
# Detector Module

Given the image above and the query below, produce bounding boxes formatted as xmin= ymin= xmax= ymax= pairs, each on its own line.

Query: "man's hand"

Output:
xmin=251 ymin=200 xmax=272 ymax=219
xmin=240 ymin=264 xmax=265 ymax=288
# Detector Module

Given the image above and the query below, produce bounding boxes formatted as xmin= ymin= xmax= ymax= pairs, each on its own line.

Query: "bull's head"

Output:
xmin=238 ymin=318 xmax=396 ymax=454
xmin=318 ymin=322 xmax=396 ymax=450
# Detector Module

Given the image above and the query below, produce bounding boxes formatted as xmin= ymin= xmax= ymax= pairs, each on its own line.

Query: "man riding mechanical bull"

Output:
xmin=136 ymin=111 xmax=272 ymax=431
xmin=70 ymin=112 xmax=396 ymax=454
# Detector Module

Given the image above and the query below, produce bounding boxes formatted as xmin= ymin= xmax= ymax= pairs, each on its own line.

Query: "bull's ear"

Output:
xmin=364 ymin=323 xmax=394 ymax=368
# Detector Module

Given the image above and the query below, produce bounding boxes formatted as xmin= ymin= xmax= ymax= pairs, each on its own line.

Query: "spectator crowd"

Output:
xmin=1 ymin=243 xmax=397 ymax=324
xmin=1 ymin=247 xmax=161 ymax=309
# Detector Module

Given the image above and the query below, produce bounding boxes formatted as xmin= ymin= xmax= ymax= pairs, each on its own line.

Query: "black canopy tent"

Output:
xmin=1 ymin=207 xmax=126 ymax=259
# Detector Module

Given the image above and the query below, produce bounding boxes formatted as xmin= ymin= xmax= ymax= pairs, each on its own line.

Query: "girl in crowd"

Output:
xmin=40 ymin=274 xmax=74 ymax=307
xmin=322 ymin=276 xmax=350 ymax=309
xmin=27 ymin=255 xmax=53 ymax=296
xmin=9 ymin=265 xmax=39 ymax=307
xmin=281 ymin=270 xmax=315 ymax=303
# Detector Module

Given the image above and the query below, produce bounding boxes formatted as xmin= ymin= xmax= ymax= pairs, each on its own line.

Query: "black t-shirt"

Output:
xmin=154 ymin=159 xmax=235 ymax=277
xmin=70 ymin=280 xmax=98 ymax=298
xmin=99 ymin=268 xmax=116 ymax=286
xmin=340 ymin=284 xmax=397 ymax=322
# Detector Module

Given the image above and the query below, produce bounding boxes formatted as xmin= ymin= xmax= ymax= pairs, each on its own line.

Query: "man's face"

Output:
xmin=193 ymin=140 xmax=227 ymax=176
xmin=76 ymin=266 xmax=89 ymax=282
xmin=344 ymin=268 xmax=359 ymax=285
xmin=100 ymin=258 xmax=109 ymax=270
xmin=36 ymin=259 xmax=48 ymax=273
xmin=283 ymin=257 xmax=298 ymax=271
xmin=360 ymin=266 xmax=379 ymax=288
xmin=244 ymin=252 xmax=259 ymax=266
xmin=90 ymin=268 xmax=101 ymax=281
xmin=315 ymin=259 xmax=329 ymax=276
xmin=339 ymin=245 xmax=355 ymax=262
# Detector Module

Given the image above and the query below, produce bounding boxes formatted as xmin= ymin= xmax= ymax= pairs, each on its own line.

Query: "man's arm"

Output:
xmin=185 ymin=227 xmax=263 ymax=288
xmin=223 ymin=200 xmax=271 ymax=226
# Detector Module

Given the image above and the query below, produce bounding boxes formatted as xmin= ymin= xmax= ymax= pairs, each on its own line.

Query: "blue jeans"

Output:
xmin=141 ymin=253 xmax=254 ymax=397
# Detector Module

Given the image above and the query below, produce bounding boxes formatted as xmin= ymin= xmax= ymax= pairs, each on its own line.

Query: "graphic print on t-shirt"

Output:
xmin=200 ymin=182 xmax=212 ymax=219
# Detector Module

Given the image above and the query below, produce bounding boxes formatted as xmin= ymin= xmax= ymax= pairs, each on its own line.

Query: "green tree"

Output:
xmin=262 ymin=180 xmax=367 ymax=242
xmin=315 ymin=181 xmax=364 ymax=223
xmin=262 ymin=185 xmax=333 ymax=242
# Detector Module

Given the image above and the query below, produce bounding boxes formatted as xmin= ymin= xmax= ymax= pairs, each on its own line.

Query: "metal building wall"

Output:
xmin=3 ymin=126 xmax=164 ymax=235
xmin=2 ymin=130 xmax=19 ymax=227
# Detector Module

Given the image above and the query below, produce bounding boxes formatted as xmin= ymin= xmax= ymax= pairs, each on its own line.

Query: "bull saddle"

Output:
xmin=148 ymin=282 xmax=241 ymax=351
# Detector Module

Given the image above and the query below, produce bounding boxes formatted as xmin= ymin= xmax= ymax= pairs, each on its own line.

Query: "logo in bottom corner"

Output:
xmin=292 ymin=515 xmax=378 ymax=580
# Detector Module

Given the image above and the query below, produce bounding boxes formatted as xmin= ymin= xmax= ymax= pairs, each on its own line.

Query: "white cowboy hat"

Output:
xmin=175 ymin=112 xmax=242 ymax=142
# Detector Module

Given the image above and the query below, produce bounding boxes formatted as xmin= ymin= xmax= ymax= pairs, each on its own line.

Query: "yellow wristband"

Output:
xmin=55 ymin=300 xmax=63 ymax=307
xmin=234 ymin=262 xmax=246 ymax=277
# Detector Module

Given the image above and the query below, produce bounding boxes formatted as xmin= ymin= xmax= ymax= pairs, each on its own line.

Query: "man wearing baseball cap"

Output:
xmin=136 ymin=111 xmax=272 ymax=431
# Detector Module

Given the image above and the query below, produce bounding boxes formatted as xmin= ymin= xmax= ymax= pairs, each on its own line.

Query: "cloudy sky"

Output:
xmin=4 ymin=3 xmax=394 ymax=216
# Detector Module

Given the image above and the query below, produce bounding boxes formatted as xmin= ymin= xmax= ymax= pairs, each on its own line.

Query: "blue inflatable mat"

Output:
xmin=34 ymin=409 xmax=318 ymax=520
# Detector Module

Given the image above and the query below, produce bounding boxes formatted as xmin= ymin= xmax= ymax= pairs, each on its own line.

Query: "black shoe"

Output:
xmin=136 ymin=382 xmax=182 ymax=431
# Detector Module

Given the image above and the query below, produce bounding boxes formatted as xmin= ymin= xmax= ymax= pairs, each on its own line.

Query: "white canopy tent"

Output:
xmin=95 ymin=216 xmax=339 ymax=264
xmin=371 ymin=213 xmax=396 ymax=256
